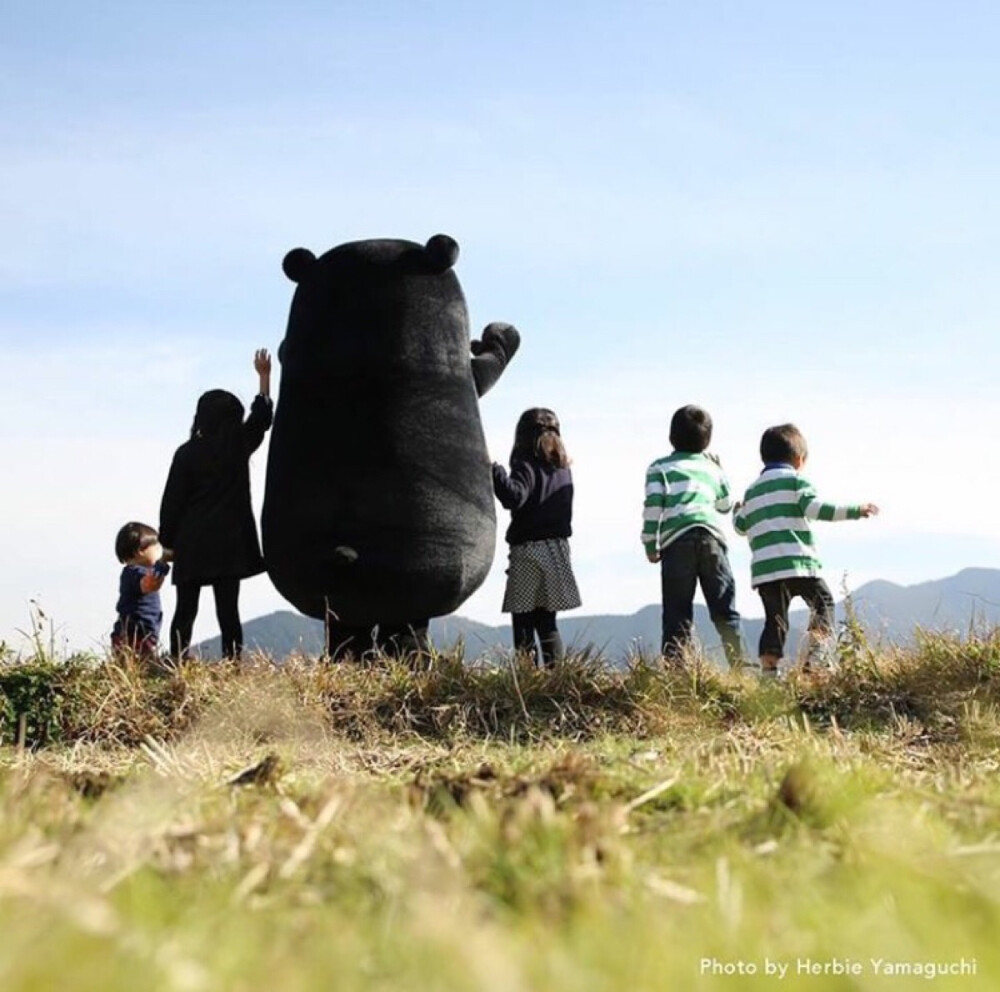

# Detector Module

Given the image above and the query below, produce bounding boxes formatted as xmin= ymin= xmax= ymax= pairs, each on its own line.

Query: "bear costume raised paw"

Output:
xmin=261 ymin=234 xmax=520 ymax=658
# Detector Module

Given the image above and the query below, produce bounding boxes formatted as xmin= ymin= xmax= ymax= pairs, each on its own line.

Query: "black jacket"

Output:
xmin=159 ymin=395 xmax=273 ymax=585
xmin=492 ymin=457 xmax=573 ymax=545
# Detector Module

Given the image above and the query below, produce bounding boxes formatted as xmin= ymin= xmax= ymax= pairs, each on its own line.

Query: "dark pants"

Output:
xmin=326 ymin=619 xmax=430 ymax=662
xmin=659 ymin=529 xmax=745 ymax=668
xmin=757 ymin=577 xmax=835 ymax=659
xmin=111 ymin=626 xmax=158 ymax=659
xmin=170 ymin=578 xmax=242 ymax=661
xmin=512 ymin=609 xmax=564 ymax=668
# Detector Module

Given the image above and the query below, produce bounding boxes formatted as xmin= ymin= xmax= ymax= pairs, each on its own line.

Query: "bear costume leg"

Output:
xmin=324 ymin=619 xmax=430 ymax=662
xmin=325 ymin=622 xmax=376 ymax=662
xmin=376 ymin=620 xmax=430 ymax=659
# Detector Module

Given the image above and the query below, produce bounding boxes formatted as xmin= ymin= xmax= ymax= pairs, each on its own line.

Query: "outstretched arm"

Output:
xmin=798 ymin=481 xmax=878 ymax=521
xmin=243 ymin=348 xmax=274 ymax=454
xmin=471 ymin=323 xmax=520 ymax=397
xmin=255 ymin=348 xmax=271 ymax=398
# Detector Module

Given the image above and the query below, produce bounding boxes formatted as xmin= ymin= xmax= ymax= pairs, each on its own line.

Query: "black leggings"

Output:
xmin=512 ymin=609 xmax=564 ymax=668
xmin=170 ymin=579 xmax=242 ymax=660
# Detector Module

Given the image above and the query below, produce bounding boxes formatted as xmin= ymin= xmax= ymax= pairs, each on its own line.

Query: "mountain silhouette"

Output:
xmin=195 ymin=568 xmax=1000 ymax=663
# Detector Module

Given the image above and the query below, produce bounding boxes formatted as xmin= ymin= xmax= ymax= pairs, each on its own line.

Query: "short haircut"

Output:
xmin=669 ymin=405 xmax=712 ymax=453
xmin=115 ymin=521 xmax=160 ymax=563
xmin=760 ymin=423 xmax=808 ymax=464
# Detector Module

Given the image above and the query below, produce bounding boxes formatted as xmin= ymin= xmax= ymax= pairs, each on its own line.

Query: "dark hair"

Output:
xmin=190 ymin=390 xmax=244 ymax=440
xmin=669 ymin=405 xmax=712 ymax=453
xmin=115 ymin=521 xmax=159 ymax=563
xmin=511 ymin=408 xmax=569 ymax=468
xmin=760 ymin=423 xmax=808 ymax=464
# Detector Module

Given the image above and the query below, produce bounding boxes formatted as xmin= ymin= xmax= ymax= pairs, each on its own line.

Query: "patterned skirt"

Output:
xmin=501 ymin=538 xmax=582 ymax=614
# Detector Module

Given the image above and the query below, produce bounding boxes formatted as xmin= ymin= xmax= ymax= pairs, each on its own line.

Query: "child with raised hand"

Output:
xmin=733 ymin=423 xmax=879 ymax=677
xmin=492 ymin=408 xmax=581 ymax=667
xmin=112 ymin=521 xmax=171 ymax=658
xmin=641 ymin=404 xmax=746 ymax=669
xmin=159 ymin=348 xmax=273 ymax=662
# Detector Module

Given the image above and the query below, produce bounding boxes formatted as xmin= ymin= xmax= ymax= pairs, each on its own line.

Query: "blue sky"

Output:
xmin=4 ymin=1 xmax=1000 ymax=653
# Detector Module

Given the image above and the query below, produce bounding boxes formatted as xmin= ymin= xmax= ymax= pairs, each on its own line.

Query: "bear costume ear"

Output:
xmin=424 ymin=234 xmax=459 ymax=273
xmin=282 ymin=248 xmax=317 ymax=283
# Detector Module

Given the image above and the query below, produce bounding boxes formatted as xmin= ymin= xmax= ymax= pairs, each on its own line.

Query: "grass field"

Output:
xmin=2 ymin=627 xmax=1000 ymax=990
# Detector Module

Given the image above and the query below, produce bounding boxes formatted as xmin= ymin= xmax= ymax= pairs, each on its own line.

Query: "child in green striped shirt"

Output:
xmin=733 ymin=424 xmax=878 ymax=677
xmin=642 ymin=405 xmax=746 ymax=669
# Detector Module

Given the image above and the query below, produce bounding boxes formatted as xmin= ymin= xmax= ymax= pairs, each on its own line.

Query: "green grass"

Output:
xmin=2 ymin=632 xmax=1000 ymax=989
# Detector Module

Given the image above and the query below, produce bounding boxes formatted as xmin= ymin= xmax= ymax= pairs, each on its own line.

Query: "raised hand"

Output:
xmin=470 ymin=322 xmax=520 ymax=359
xmin=254 ymin=348 xmax=272 ymax=397
xmin=470 ymin=323 xmax=520 ymax=397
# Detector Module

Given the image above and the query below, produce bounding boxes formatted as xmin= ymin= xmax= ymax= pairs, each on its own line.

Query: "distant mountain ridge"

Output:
xmin=195 ymin=568 xmax=1000 ymax=662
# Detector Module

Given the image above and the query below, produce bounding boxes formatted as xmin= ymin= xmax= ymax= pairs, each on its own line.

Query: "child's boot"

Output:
xmin=759 ymin=653 xmax=781 ymax=681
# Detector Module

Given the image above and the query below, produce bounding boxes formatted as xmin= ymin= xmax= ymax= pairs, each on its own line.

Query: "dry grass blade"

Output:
xmin=139 ymin=736 xmax=187 ymax=777
xmin=231 ymin=862 xmax=271 ymax=906
xmin=624 ymin=774 xmax=680 ymax=815
xmin=645 ymin=874 xmax=705 ymax=904
xmin=227 ymin=752 xmax=283 ymax=788
xmin=278 ymin=796 xmax=344 ymax=880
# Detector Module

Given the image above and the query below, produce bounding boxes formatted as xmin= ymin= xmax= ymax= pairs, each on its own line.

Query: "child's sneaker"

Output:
xmin=799 ymin=654 xmax=839 ymax=681
xmin=804 ymin=639 xmax=838 ymax=673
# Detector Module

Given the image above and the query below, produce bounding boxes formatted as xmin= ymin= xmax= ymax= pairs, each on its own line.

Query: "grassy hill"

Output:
xmin=2 ymin=626 xmax=1000 ymax=989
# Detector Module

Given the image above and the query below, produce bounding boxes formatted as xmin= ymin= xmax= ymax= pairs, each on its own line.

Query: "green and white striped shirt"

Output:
xmin=733 ymin=465 xmax=862 ymax=586
xmin=641 ymin=451 xmax=733 ymax=554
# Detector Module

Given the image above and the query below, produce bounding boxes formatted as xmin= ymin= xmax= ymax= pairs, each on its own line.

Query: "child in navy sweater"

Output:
xmin=492 ymin=408 xmax=581 ymax=667
xmin=112 ymin=521 xmax=171 ymax=657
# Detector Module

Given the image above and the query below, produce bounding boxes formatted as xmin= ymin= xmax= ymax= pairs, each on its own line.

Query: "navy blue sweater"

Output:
xmin=492 ymin=458 xmax=573 ymax=545
xmin=113 ymin=561 xmax=170 ymax=640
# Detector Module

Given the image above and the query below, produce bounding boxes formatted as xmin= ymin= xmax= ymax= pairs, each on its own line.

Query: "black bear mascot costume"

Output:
xmin=262 ymin=234 xmax=520 ymax=658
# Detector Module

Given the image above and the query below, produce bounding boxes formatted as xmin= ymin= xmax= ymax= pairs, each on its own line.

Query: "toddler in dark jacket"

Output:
xmin=112 ymin=521 xmax=171 ymax=657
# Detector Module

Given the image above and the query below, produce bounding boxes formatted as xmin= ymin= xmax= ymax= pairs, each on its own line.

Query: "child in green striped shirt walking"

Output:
xmin=733 ymin=424 xmax=878 ymax=677
xmin=642 ymin=405 xmax=746 ymax=669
